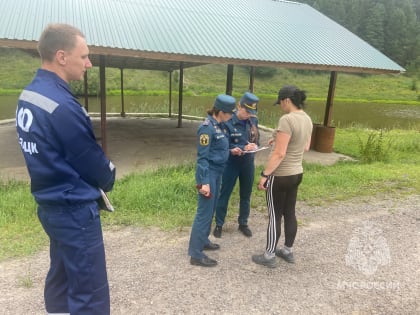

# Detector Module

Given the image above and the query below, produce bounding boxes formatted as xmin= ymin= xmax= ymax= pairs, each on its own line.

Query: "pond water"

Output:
xmin=1 ymin=95 xmax=419 ymax=130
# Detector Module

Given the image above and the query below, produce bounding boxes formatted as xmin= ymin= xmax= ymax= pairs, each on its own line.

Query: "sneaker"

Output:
xmin=238 ymin=225 xmax=252 ymax=237
xmin=252 ymin=254 xmax=277 ymax=268
xmin=213 ymin=225 xmax=222 ymax=238
xmin=275 ymin=249 xmax=295 ymax=263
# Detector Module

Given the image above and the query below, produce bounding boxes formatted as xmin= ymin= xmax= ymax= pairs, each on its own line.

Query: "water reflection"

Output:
xmin=1 ymin=95 xmax=419 ymax=130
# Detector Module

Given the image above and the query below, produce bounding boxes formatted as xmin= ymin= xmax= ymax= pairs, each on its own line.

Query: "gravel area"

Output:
xmin=1 ymin=117 xmax=418 ymax=314
xmin=0 ymin=194 xmax=418 ymax=314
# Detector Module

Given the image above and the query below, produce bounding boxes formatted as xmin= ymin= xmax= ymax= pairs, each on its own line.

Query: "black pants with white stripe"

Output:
xmin=265 ymin=173 xmax=303 ymax=254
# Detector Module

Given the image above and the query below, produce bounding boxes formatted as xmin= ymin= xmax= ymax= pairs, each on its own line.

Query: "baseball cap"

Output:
xmin=273 ymin=85 xmax=298 ymax=105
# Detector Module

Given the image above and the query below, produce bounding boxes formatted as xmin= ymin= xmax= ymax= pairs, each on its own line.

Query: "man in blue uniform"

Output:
xmin=16 ymin=24 xmax=115 ymax=314
xmin=188 ymin=94 xmax=236 ymax=267
xmin=213 ymin=92 xmax=260 ymax=238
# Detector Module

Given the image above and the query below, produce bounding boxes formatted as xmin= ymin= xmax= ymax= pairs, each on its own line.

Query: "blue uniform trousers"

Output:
xmin=188 ymin=167 xmax=223 ymax=259
xmin=215 ymin=155 xmax=255 ymax=226
xmin=37 ymin=202 xmax=110 ymax=315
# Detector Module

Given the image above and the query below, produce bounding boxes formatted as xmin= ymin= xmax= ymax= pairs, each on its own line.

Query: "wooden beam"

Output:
xmin=323 ymin=71 xmax=337 ymax=127
xmin=87 ymin=45 xmax=403 ymax=74
xmin=0 ymin=40 xmax=402 ymax=74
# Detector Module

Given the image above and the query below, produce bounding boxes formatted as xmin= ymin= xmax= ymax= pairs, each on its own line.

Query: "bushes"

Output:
xmin=357 ymin=129 xmax=392 ymax=163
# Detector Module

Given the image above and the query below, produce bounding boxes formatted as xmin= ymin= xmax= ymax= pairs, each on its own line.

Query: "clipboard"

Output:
xmin=243 ymin=146 xmax=270 ymax=154
xmin=97 ymin=188 xmax=115 ymax=212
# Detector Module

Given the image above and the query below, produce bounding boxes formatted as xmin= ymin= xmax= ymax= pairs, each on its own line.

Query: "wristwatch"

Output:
xmin=260 ymin=171 xmax=269 ymax=178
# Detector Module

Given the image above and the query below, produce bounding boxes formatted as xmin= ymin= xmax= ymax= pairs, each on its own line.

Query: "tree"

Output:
xmin=384 ymin=7 xmax=410 ymax=65
xmin=364 ymin=2 xmax=386 ymax=51
xmin=297 ymin=0 xmax=420 ymax=70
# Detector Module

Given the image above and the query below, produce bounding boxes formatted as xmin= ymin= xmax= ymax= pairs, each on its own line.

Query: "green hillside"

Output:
xmin=0 ymin=48 xmax=419 ymax=104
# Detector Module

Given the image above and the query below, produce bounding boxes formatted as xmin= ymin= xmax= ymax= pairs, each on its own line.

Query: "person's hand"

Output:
xmin=244 ymin=143 xmax=258 ymax=152
xmin=198 ymin=184 xmax=211 ymax=197
xmin=257 ymin=177 xmax=267 ymax=190
xmin=268 ymin=138 xmax=275 ymax=146
xmin=231 ymin=147 xmax=243 ymax=156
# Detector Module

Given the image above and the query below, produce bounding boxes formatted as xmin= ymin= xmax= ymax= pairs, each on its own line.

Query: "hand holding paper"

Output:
xmin=243 ymin=146 xmax=270 ymax=154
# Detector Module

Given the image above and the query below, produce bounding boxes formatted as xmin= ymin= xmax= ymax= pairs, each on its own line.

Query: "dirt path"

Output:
xmin=1 ymin=117 xmax=417 ymax=314
xmin=1 ymin=194 xmax=418 ymax=314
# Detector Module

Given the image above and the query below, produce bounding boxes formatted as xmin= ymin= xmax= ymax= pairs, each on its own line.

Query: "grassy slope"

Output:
xmin=0 ymin=48 xmax=419 ymax=103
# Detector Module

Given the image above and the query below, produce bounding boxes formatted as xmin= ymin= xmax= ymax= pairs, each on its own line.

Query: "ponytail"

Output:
xmin=290 ymin=89 xmax=306 ymax=109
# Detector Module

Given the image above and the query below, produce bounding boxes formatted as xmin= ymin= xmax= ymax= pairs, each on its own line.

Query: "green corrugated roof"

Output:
xmin=0 ymin=0 xmax=405 ymax=73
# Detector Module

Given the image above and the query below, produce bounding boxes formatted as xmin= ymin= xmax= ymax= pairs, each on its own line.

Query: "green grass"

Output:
xmin=0 ymin=181 xmax=48 ymax=259
xmin=104 ymin=164 xmax=197 ymax=229
xmin=1 ymin=127 xmax=419 ymax=261
xmin=102 ymin=65 xmax=420 ymax=103
xmin=1 ymin=47 xmax=419 ymax=260
xmin=1 ymin=48 xmax=419 ymax=104
xmin=300 ymin=162 xmax=418 ymax=204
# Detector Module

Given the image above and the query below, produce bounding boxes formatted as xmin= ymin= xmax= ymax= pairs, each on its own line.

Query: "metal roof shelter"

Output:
xmin=0 ymin=0 xmax=405 ymax=152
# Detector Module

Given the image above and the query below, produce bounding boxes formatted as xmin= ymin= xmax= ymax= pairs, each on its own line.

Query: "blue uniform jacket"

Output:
xmin=195 ymin=115 xmax=229 ymax=185
xmin=16 ymin=69 xmax=116 ymax=206
xmin=223 ymin=112 xmax=260 ymax=160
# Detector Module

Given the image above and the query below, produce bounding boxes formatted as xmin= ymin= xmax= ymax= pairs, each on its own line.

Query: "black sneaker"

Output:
xmin=252 ymin=254 xmax=277 ymax=268
xmin=275 ymin=249 xmax=295 ymax=263
xmin=213 ymin=225 xmax=222 ymax=238
xmin=238 ymin=225 xmax=252 ymax=237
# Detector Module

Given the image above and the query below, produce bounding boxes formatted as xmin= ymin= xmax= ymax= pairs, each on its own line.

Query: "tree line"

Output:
xmin=298 ymin=0 xmax=420 ymax=74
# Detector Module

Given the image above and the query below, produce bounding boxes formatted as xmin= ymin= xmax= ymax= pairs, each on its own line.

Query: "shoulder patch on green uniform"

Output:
xmin=199 ymin=134 xmax=209 ymax=146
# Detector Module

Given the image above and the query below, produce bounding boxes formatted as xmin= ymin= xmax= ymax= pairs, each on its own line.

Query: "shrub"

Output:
xmin=357 ymin=129 xmax=392 ymax=163
xmin=254 ymin=67 xmax=277 ymax=78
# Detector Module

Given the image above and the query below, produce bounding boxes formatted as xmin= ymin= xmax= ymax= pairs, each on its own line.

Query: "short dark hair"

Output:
xmin=37 ymin=23 xmax=85 ymax=62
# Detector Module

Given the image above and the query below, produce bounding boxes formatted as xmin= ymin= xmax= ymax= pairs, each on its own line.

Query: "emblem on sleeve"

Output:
xmin=200 ymin=134 xmax=209 ymax=146
xmin=17 ymin=107 xmax=33 ymax=132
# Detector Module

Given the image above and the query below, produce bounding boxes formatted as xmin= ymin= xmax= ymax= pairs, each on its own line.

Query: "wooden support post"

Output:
xmin=226 ymin=64 xmax=234 ymax=95
xmin=120 ymin=68 xmax=126 ymax=117
xmin=177 ymin=62 xmax=184 ymax=128
xmin=84 ymin=71 xmax=89 ymax=111
xmin=323 ymin=71 xmax=337 ymax=127
xmin=169 ymin=71 xmax=172 ymax=117
xmin=99 ymin=55 xmax=107 ymax=153
xmin=249 ymin=66 xmax=255 ymax=92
